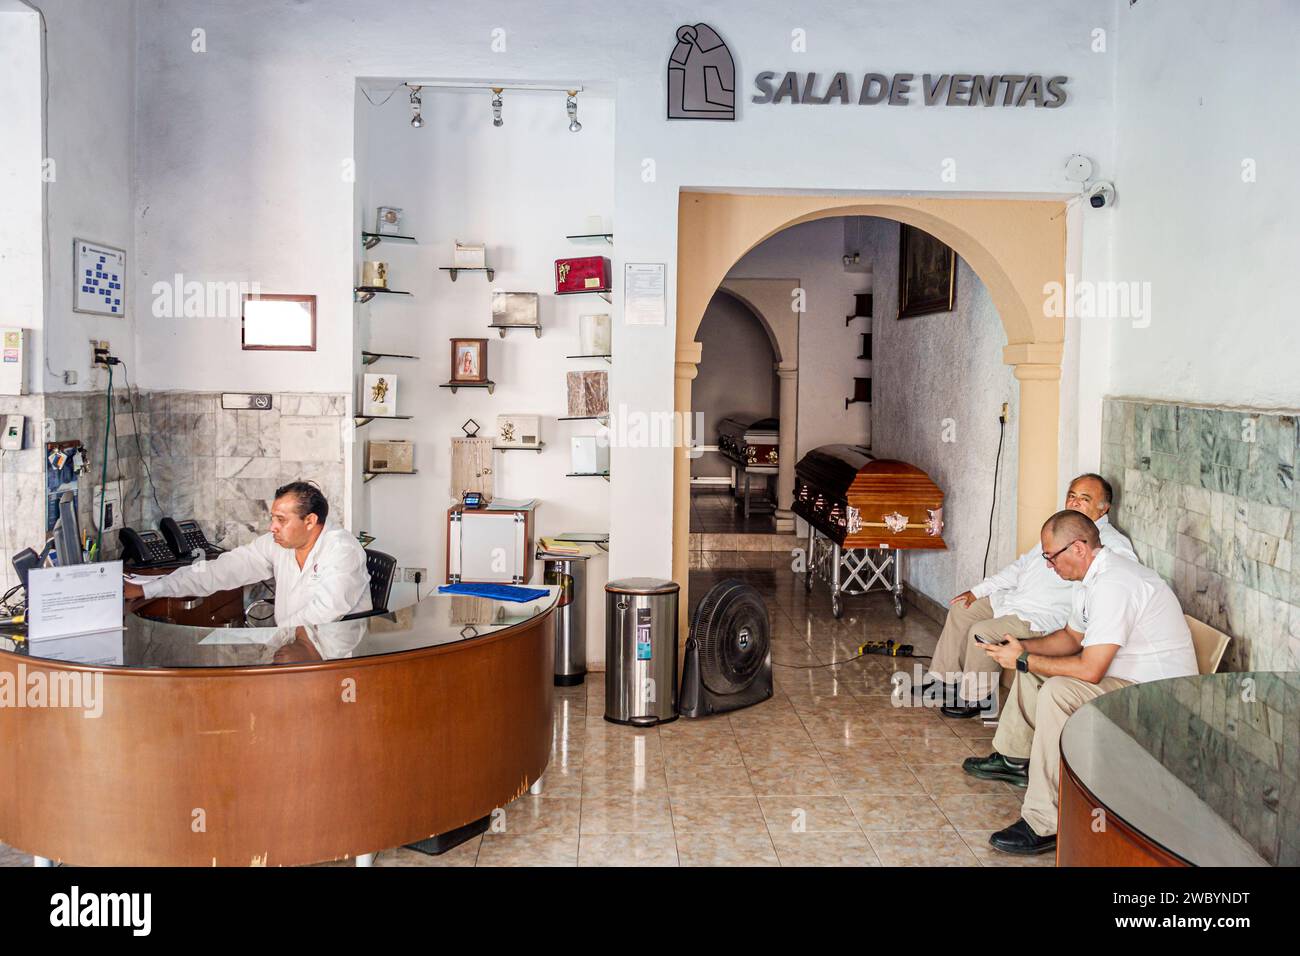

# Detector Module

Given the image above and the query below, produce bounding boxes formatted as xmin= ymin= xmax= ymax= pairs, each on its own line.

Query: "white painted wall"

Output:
xmin=127 ymin=0 xmax=1119 ymax=581
xmin=1108 ymin=0 xmax=1300 ymax=410
xmin=36 ymin=0 xmax=138 ymax=393
xmin=0 ymin=3 xmax=44 ymax=360
xmin=357 ymin=87 xmax=615 ymax=660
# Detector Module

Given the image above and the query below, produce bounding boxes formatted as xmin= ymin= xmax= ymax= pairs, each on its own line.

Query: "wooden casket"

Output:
xmin=717 ymin=416 xmax=779 ymax=468
xmin=792 ymin=445 xmax=946 ymax=550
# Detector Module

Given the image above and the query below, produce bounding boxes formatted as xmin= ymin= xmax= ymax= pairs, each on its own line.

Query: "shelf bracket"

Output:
xmin=363 ymin=235 xmax=381 ymax=250
xmin=354 ymin=290 xmax=376 ymax=304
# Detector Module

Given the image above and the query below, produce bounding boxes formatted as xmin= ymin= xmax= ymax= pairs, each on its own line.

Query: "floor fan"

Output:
xmin=679 ymin=579 xmax=773 ymax=717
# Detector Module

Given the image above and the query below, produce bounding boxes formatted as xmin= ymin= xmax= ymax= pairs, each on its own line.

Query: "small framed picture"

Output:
xmin=450 ymin=338 xmax=488 ymax=383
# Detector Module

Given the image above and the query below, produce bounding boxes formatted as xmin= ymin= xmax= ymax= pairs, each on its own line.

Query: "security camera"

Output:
xmin=1086 ymin=181 xmax=1116 ymax=209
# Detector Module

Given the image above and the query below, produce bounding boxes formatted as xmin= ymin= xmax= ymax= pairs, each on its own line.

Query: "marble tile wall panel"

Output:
xmin=1101 ymin=399 xmax=1299 ymax=672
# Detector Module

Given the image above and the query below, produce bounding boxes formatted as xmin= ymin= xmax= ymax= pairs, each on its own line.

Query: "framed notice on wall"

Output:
xmin=73 ymin=239 xmax=126 ymax=317
xmin=624 ymin=262 xmax=666 ymax=326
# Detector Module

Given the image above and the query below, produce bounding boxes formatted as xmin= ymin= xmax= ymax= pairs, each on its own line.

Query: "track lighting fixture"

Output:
xmin=491 ymin=87 xmax=504 ymax=127
xmin=566 ymin=90 xmax=582 ymax=132
xmin=409 ymin=85 xmax=423 ymax=128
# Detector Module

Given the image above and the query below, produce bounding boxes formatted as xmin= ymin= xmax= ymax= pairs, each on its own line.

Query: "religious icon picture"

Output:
xmin=362 ymin=373 xmax=397 ymax=417
xmin=450 ymin=338 xmax=488 ymax=383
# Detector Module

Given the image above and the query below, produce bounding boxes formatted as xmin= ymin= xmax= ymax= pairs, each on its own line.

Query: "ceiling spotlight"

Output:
xmin=566 ymin=90 xmax=582 ymax=133
xmin=409 ymin=85 xmax=423 ymax=128
xmin=491 ymin=87 xmax=504 ymax=127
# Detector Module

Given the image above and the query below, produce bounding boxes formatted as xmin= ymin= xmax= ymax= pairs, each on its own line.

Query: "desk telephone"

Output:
xmin=120 ymin=518 xmax=225 ymax=568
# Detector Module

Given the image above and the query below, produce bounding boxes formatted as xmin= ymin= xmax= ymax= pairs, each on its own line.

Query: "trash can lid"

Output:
xmin=605 ymin=577 xmax=680 ymax=595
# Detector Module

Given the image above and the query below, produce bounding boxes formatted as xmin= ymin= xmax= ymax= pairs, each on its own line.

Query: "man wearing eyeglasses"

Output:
xmin=919 ymin=473 xmax=1135 ymax=717
xmin=967 ymin=509 xmax=1198 ymax=855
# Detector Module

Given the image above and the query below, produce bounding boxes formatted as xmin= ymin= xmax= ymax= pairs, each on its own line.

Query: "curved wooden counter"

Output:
xmin=1057 ymin=672 xmax=1286 ymax=867
xmin=0 ymin=591 xmax=557 ymax=866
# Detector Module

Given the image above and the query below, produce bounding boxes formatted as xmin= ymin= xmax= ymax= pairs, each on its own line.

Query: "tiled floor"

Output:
xmin=0 ymin=552 xmax=1052 ymax=868
xmin=690 ymin=487 xmax=777 ymax=535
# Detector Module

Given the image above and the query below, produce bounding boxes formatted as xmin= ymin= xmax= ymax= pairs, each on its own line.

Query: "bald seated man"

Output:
xmin=123 ymin=481 xmax=371 ymax=626
xmin=920 ymin=473 xmax=1136 ymax=717
xmin=968 ymin=510 xmax=1199 ymax=855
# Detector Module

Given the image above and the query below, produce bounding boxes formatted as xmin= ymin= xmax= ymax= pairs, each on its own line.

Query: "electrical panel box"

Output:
xmin=0 ymin=328 xmax=28 ymax=396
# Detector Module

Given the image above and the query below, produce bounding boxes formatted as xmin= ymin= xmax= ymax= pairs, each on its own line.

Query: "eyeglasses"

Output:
xmin=1042 ymin=539 xmax=1083 ymax=565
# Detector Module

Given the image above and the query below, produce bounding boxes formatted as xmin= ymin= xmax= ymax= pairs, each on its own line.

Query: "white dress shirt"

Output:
xmin=141 ymin=522 xmax=372 ymax=626
xmin=971 ymin=514 xmax=1137 ymax=635
xmin=1067 ymin=547 xmax=1198 ymax=683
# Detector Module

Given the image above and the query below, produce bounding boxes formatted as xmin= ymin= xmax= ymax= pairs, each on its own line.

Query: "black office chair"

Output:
xmin=342 ymin=548 xmax=397 ymax=621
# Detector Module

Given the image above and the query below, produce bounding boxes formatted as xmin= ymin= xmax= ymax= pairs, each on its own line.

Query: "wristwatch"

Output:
xmin=1016 ymin=650 xmax=1031 ymax=673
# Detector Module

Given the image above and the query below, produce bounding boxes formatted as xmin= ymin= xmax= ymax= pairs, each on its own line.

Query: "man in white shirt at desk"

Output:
xmin=920 ymin=473 xmax=1136 ymax=717
xmin=123 ymin=482 xmax=371 ymax=626
xmin=969 ymin=509 xmax=1199 ymax=855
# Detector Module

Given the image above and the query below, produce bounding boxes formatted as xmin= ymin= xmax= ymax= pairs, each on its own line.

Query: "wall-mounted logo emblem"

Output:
xmin=667 ymin=23 xmax=735 ymax=120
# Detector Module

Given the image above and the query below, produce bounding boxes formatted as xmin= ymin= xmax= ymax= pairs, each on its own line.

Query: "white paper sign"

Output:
xmin=624 ymin=262 xmax=666 ymax=326
xmin=27 ymin=561 xmax=124 ymax=639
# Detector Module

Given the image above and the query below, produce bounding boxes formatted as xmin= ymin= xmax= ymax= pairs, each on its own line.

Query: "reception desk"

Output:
xmin=0 ymin=587 xmax=559 ymax=866
xmin=1058 ymin=671 xmax=1295 ymax=867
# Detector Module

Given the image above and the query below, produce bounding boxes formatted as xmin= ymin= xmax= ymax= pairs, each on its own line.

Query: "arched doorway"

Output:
xmin=673 ymin=191 xmax=1068 ymax=637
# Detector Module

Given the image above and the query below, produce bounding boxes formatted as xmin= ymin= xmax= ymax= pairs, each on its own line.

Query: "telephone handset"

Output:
xmin=160 ymin=517 xmax=225 ymax=561
xmin=119 ymin=528 xmax=179 ymax=568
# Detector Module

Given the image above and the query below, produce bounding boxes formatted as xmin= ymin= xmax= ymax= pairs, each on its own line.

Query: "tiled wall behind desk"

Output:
xmin=1101 ymin=398 xmax=1298 ymax=672
xmin=44 ymin=390 xmax=349 ymax=555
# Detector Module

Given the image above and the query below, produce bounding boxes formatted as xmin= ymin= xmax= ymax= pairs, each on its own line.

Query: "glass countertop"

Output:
xmin=1060 ymin=671 xmax=1298 ymax=866
xmin=0 ymin=587 xmax=559 ymax=670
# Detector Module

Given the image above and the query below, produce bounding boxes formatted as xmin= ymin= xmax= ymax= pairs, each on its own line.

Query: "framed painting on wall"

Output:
xmin=450 ymin=338 xmax=488 ymax=383
xmin=897 ymin=224 xmax=957 ymax=319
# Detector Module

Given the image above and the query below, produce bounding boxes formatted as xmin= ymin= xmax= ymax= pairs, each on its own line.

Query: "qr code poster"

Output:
xmin=74 ymin=239 xmax=126 ymax=317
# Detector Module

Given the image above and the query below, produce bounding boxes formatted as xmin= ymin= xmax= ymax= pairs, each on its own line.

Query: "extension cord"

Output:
xmin=858 ymin=639 xmax=915 ymax=657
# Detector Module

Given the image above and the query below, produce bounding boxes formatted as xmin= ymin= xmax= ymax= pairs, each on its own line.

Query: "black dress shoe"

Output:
xmin=961 ymin=751 xmax=1029 ymax=786
xmin=989 ymin=819 xmax=1056 ymax=855
xmin=941 ymin=696 xmax=993 ymax=719
xmin=912 ymin=679 xmax=953 ymax=702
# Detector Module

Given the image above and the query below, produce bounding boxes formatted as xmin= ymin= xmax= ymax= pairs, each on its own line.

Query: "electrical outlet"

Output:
xmin=1000 ymin=402 xmax=1010 ymax=424
xmin=91 ymin=340 xmax=111 ymax=367
xmin=402 ymin=567 xmax=427 ymax=583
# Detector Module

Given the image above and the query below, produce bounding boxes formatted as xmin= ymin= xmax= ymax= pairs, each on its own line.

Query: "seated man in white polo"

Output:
xmin=920 ymin=473 xmax=1135 ymax=718
xmin=970 ymin=509 xmax=1198 ymax=855
xmin=123 ymin=481 xmax=372 ymax=626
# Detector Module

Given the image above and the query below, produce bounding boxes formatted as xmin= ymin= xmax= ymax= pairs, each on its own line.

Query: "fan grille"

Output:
xmin=690 ymin=580 xmax=770 ymax=696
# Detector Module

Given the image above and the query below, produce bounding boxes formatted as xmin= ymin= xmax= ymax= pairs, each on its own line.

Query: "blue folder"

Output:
xmin=437 ymin=583 xmax=549 ymax=603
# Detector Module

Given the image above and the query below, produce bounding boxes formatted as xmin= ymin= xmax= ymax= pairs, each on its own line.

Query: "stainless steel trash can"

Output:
xmin=542 ymin=554 xmax=589 ymax=686
xmin=604 ymin=578 xmax=679 ymax=725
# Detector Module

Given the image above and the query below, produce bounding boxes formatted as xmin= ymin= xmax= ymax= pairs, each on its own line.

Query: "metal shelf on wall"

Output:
xmin=361 ymin=350 xmax=419 ymax=366
xmin=557 ymin=414 xmax=610 ymax=424
xmin=354 ymin=414 xmax=413 ymax=427
xmin=565 ymin=233 xmax=614 ymax=245
xmin=492 ymin=442 xmax=546 ymax=452
xmin=566 ymin=472 xmax=610 ymax=481
xmin=566 ymin=353 xmax=612 ymax=364
xmin=556 ymin=289 xmax=612 ymax=304
xmin=355 ymin=286 xmax=413 ymax=304
xmin=488 ymin=323 xmax=542 ymax=339
xmin=361 ymin=232 xmax=417 ymax=250
xmin=363 ymin=470 xmax=418 ymax=484
xmin=439 ymin=266 xmax=495 ymax=282
xmin=440 ymin=381 xmax=496 ymax=395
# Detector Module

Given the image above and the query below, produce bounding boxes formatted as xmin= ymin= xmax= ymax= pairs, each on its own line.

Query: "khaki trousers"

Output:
xmin=929 ymin=597 xmax=1040 ymax=702
xmin=992 ymin=671 xmax=1134 ymax=836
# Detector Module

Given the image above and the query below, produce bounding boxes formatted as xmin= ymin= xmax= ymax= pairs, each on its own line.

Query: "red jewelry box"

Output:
xmin=555 ymin=256 xmax=611 ymax=295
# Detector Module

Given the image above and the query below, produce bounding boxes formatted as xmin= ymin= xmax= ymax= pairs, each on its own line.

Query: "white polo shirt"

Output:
xmin=1067 ymin=547 xmax=1198 ymax=684
xmin=141 ymin=522 xmax=372 ymax=626
xmin=971 ymin=514 xmax=1137 ymax=635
